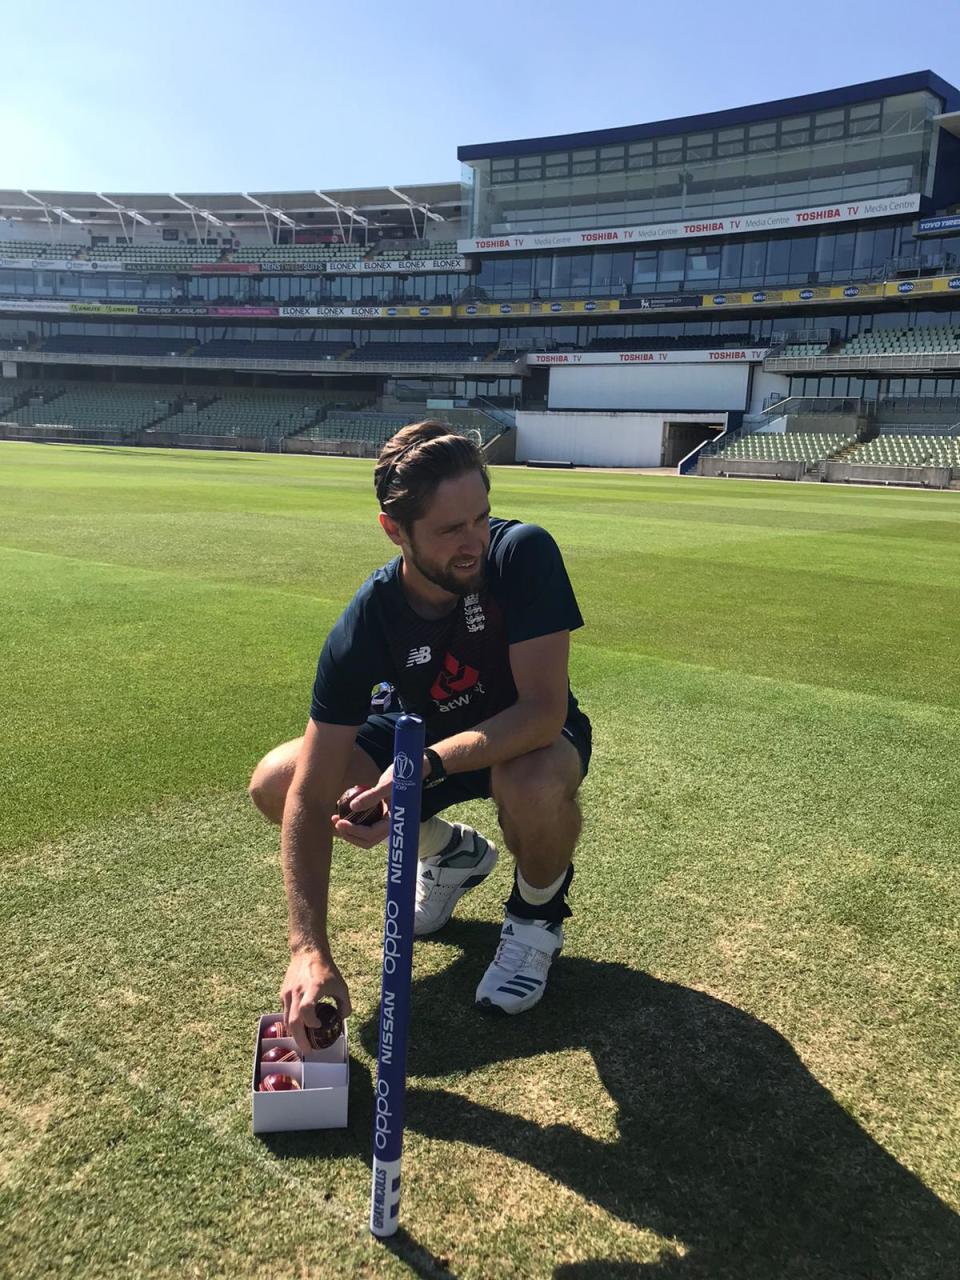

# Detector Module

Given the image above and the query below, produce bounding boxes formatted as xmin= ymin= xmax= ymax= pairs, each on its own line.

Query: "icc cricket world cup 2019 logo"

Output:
xmin=393 ymin=752 xmax=416 ymax=789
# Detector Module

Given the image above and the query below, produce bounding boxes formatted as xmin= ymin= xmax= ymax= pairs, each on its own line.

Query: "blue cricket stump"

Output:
xmin=369 ymin=713 xmax=425 ymax=1238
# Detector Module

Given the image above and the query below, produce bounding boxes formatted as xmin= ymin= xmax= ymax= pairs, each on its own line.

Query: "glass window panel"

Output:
xmin=748 ymin=122 xmax=777 ymax=152
xmin=720 ymin=241 xmax=742 ymax=284
xmin=659 ymin=247 xmax=685 ymax=282
xmin=590 ymin=252 xmax=612 ymax=291
xmin=766 ymin=237 xmax=791 ymax=281
xmin=686 ymin=132 xmax=714 ymax=161
xmin=849 ymin=115 xmax=880 ymax=136
xmin=686 ymin=244 xmax=720 ymax=282
xmin=813 ymin=125 xmax=844 ymax=143
xmin=572 ymin=161 xmax=597 ymax=176
xmin=656 ymin=139 xmax=682 ymax=163
xmin=853 ymin=228 xmax=875 ymax=269
xmin=609 ymin=250 xmax=632 ymax=293
xmin=633 ymin=251 xmax=658 ymax=284
xmin=742 ymin=238 xmax=767 ymax=281
xmin=832 ymin=232 xmax=856 ymax=274
xmin=780 ymin=124 xmax=810 ymax=147
xmin=552 ymin=254 xmax=573 ymax=289
xmin=571 ymin=254 xmax=591 ymax=289
xmin=789 ymin=235 xmax=816 ymax=279
xmin=717 ymin=127 xmax=744 ymax=157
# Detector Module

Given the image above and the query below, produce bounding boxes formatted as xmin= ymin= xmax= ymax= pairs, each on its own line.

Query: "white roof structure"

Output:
xmin=0 ymin=183 xmax=464 ymax=238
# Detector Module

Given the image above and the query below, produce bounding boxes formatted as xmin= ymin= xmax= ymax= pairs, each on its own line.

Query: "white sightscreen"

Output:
xmin=548 ymin=363 xmax=750 ymax=412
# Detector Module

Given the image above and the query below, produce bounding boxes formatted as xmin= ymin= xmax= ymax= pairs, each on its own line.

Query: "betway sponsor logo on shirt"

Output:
xmin=528 ymin=348 xmax=770 ymax=366
xmin=458 ymin=194 xmax=921 ymax=254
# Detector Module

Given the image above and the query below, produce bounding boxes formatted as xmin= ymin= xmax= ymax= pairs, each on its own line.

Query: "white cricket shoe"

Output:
xmin=475 ymin=914 xmax=563 ymax=1014
xmin=414 ymin=825 xmax=498 ymax=936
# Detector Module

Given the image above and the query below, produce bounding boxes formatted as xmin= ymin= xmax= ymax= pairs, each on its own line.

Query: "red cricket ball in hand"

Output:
xmin=262 ymin=1044 xmax=300 ymax=1065
xmin=258 ymin=1073 xmax=301 ymax=1092
xmin=307 ymin=999 xmax=343 ymax=1051
xmin=262 ymin=1020 xmax=288 ymax=1039
xmin=335 ymin=785 xmax=386 ymax=828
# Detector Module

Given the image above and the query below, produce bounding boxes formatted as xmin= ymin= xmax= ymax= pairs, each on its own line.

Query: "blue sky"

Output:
xmin=2 ymin=0 xmax=958 ymax=193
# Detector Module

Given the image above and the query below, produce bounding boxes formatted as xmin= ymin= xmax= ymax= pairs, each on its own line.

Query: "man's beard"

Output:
xmin=409 ymin=543 xmax=486 ymax=597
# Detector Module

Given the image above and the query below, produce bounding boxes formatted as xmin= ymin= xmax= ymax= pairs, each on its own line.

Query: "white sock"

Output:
xmin=419 ymin=816 xmax=455 ymax=860
xmin=516 ymin=867 xmax=568 ymax=907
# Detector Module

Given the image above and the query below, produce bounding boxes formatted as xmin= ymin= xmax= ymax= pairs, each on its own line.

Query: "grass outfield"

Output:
xmin=1 ymin=441 xmax=958 ymax=1279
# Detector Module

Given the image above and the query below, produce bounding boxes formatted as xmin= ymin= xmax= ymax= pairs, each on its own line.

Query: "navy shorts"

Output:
xmin=355 ymin=709 xmax=592 ymax=822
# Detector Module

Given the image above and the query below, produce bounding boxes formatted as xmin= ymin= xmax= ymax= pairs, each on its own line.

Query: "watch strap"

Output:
xmin=423 ymin=747 xmax=447 ymax=789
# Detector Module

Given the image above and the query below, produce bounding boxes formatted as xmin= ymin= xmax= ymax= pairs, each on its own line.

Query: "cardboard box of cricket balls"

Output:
xmin=251 ymin=1002 xmax=348 ymax=1134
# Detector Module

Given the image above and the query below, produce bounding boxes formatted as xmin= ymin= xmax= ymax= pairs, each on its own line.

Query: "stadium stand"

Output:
xmin=714 ymin=432 xmax=854 ymax=464
xmin=0 ymin=238 xmax=462 ymax=272
xmin=6 ymin=73 xmax=960 ymax=481
xmin=3 ymin=383 xmax=175 ymax=434
xmin=295 ymin=408 xmax=503 ymax=448
xmin=844 ymin=433 xmax=960 ymax=466
xmin=41 ymin=335 xmax=194 ymax=356
xmin=838 ymin=327 xmax=960 ymax=356
xmin=297 ymin=411 xmax=414 ymax=445
xmin=586 ymin=334 xmax=757 ymax=352
xmin=776 ymin=342 xmax=829 ymax=357
xmin=350 ymin=342 xmax=493 ymax=362
xmin=198 ymin=338 xmax=352 ymax=360
xmin=157 ymin=390 xmax=329 ymax=439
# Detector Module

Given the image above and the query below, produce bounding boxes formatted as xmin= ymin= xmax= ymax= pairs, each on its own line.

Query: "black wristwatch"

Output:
xmin=423 ymin=748 xmax=447 ymax=789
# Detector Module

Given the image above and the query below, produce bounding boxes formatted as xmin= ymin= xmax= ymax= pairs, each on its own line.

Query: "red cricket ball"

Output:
xmin=262 ymin=1020 xmax=288 ymax=1039
xmin=259 ymin=1073 xmax=301 ymax=1092
xmin=262 ymin=1044 xmax=300 ymax=1065
xmin=307 ymin=999 xmax=343 ymax=1051
xmin=335 ymin=785 xmax=386 ymax=828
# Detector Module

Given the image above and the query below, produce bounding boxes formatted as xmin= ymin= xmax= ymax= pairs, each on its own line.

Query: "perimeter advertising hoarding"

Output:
xmin=326 ymin=258 xmax=469 ymax=273
xmin=278 ymin=305 xmax=453 ymax=318
xmin=0 ymin=257 xmax=124 ymax=272
xmin=528 ymin=349 xmax=770 ymax=365
xmin=2 ymin=274 xmax=958 ymax=324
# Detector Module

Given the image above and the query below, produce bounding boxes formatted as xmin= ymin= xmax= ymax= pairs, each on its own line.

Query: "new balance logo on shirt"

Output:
xmin=406 ymin=646 xmax=432 ymax=667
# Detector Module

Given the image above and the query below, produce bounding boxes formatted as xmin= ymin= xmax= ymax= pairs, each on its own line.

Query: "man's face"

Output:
xmin=402 ymin=470 xmax=491 ymax=597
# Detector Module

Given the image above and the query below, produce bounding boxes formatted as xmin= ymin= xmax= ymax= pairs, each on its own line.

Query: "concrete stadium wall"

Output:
xmin=547 ymin=363 xmax=751 ymax=412
xmin=784 ymin=414 xmax=864 ymax=435
xmin=517 ymin=411 xmax=665 ymax=467
xmin=754 ymin=415 xmax=788 ymax=434
xmin=699 ymin=457 xmax=805 ymax=481
xmin=482 ymin=430 xmax=517 ymax=464
xmin=749 ymin=370 xmax=790 ymax=413
xmin=822 ymin=461 xmax=953 ymax=488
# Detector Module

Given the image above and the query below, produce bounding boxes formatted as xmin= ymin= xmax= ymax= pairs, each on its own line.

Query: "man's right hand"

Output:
xmin=280 ymin=948 xmax=352 ymax=1054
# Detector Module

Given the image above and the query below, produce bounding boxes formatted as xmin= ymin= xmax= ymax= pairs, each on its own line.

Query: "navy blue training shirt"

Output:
xmin=310 ymin=517 xmax=584 ymax=745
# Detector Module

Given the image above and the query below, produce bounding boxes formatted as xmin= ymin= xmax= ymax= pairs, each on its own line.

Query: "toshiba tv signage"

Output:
xmin=459 ymin=194 xmax=921 ymax=254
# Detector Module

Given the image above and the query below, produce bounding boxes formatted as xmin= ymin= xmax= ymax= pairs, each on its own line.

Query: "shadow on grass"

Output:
xmin=259 ymin=1070 xmax=460 ymax=1280
xmin=354 ymin=919 xmax=960 ymax=1280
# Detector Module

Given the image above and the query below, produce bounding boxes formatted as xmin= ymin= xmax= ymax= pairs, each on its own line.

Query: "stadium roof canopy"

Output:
xmin=0 ymin=182 xmax=463 ymax=235
xmin=458 ymin=70 xmax=960 ymax=160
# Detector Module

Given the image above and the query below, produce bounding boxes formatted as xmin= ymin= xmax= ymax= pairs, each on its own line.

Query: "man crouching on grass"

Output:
xmin=248 ymin=420 xmax=591 ymax=1050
